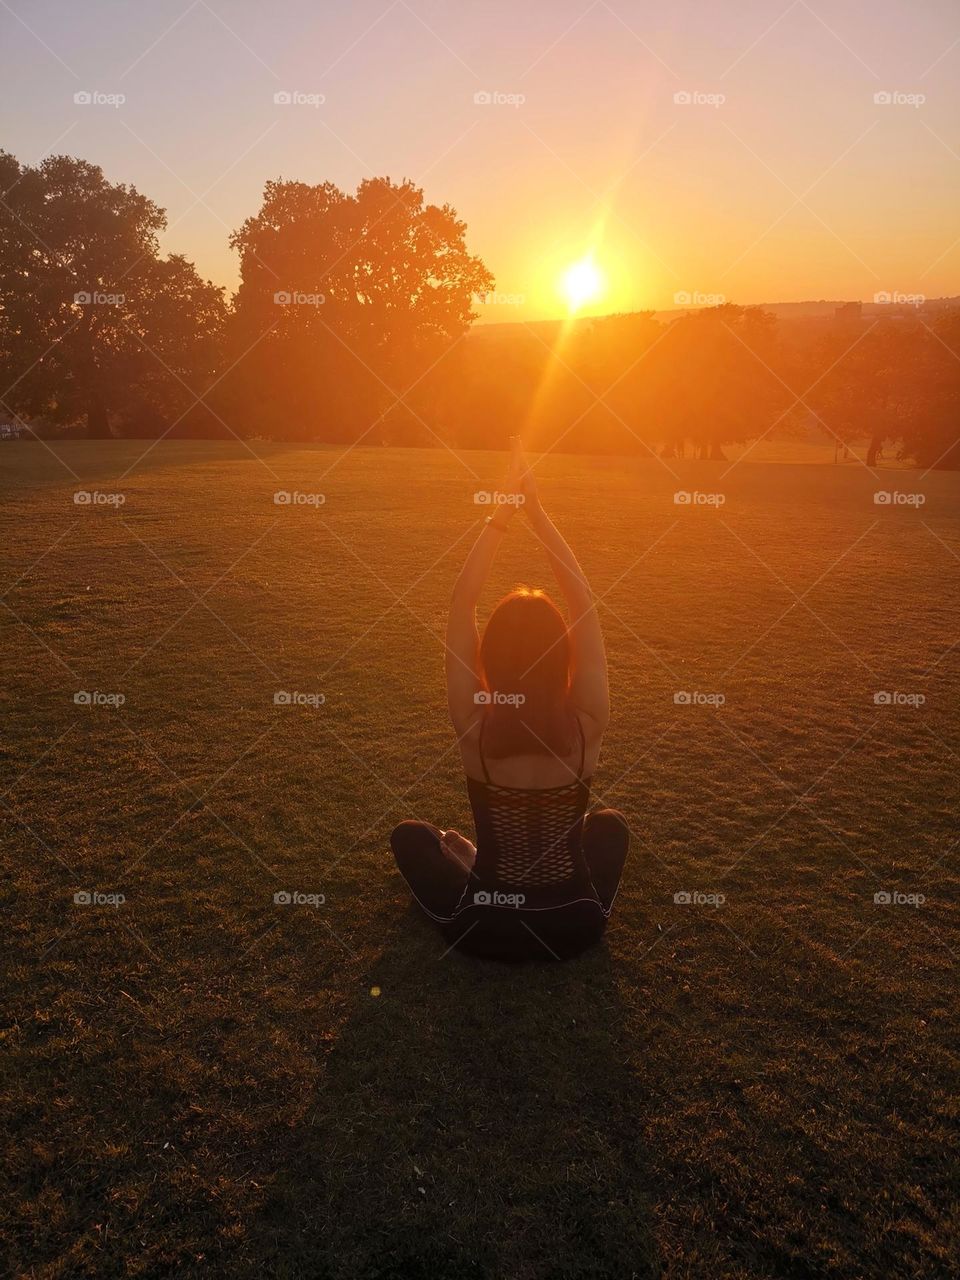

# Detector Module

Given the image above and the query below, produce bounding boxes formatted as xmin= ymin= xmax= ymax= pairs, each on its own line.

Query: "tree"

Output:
xmin=808 ymin=319 xmax=927 ymax=467
xmin=895 ymin=309 xmax=960 ymax=469
xmin=226 ymin=177 xmax=494 ymax=442
xmin=0 ymin=151 xmax=226 ymax=439
xmin=645 ymin=305 xmax=786 ymax=459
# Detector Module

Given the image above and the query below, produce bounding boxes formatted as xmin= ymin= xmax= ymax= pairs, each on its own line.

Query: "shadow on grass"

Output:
xmin=245 ymin=905 xmax=658 ymax=1280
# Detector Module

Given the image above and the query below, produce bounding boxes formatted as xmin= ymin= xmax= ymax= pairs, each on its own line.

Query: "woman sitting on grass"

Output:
xmin=391 ymin=440 xmax=629 ymax=961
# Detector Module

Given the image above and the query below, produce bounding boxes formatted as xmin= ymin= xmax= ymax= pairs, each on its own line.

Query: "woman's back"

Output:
xmin=460 ymin=709 xmax=602 ymax=790
xmin=390 ymin=439 xmax=630 ymax=962
xmin=466 ymin=711 xmax=594 ymax=897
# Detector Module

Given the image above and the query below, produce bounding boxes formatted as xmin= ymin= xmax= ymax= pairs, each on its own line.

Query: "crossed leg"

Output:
xmin=390 ymin=820 xmax=474 ymax=920
xmin=581 ymin=808 xmax=630 ymax=914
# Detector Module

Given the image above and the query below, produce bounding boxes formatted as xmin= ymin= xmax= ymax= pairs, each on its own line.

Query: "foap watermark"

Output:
xmin=473 ymin=89 xmax=525 ymax=108
xmin=473 ymin=889 xmax=526 ymax=907
xmin=874 ymin=291 xmax=925 ymax=307
xmin=274 ymin=290 xmax=325 ymax=307
xmin=74 ymin=690 xmax=125 ymax=708
xmin=274 ymin=889 xmax=326 ymax=907
xmin=873 ymin=890 xmax=925 ymax=907
xmin=474 ymin=490 xmax=525 ymax=507
xmin=674 ymin=290 xmax=726 ymax=307
xmin=74 ymin=890 xmax=125 ymax=906
xmin=874 ymin=490 xmax=925 ymax=507
xmin=274 ymin=490 xmax=325 ymax=506
xmin=274 ymin=90 xmax=325 ymax=107
xmin=74 ymin=90 xmax=125 ymax=108
xmin=873 ymin=90 xmax=925 ymax=108
xmin=673 ymin=89 xmax=725 ymax=108
xmin=274 ymin=691 xmax=325 ymax=708
xmin=74 ymin=489 xmax=125 ymax=506
xmin=474 ymin=690 xmax=526 ymax=707
xmin=873 ymin=691 xmax=925 ymax=708
xmin=74 ymin=290 xmax=124 ymax=306
xmin=674 ymin=890 xmax=725 ymax=907
xmin=472 ymin=290 xmax=526 ymax=308
xmin=674 ymin=691 xmax=725 ymax=707
xmin=674 ymin=490 xmax=725 ymax=507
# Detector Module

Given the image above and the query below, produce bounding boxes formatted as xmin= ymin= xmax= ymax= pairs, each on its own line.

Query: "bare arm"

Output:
xmin=445 ymin=451 xmax=523 ymax=734
xmin=445 ymin=521 xmax=510 ymax=734
xmin=523 ymin=471 xmax=610 ymax=731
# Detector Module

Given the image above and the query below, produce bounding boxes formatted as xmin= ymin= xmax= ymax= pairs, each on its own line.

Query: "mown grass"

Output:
xmin=2 ymin=440 xmax=958 ymax=1279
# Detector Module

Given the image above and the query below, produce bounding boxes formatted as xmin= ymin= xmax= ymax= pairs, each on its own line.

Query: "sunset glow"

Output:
xmin=2 ymin=2 xmax=957 ymax=321
xmin=560 ymin=259 xmax=605 ymax=312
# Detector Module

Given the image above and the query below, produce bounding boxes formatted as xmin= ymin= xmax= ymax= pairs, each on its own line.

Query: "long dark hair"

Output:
xmin=478 ymin=587 xmax=576 ymax=759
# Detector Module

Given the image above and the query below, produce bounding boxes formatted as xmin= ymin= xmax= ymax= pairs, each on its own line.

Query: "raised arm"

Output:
xmin=521 ymin=460 xmax=610 ymax=731
xmin=445 ymin=453 xmax=521 ymax=735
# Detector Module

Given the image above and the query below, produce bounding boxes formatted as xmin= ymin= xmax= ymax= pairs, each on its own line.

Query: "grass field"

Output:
xmin=2 ymin=440 xmax=958 ymax=1279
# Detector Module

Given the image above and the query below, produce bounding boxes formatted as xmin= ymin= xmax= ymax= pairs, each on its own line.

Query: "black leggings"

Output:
xmin=391 ymin=809 xmax=630 ymax=960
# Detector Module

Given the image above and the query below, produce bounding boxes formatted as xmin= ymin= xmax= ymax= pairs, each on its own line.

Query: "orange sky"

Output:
xmin=3 ymin=0 xmax=959 ymax=321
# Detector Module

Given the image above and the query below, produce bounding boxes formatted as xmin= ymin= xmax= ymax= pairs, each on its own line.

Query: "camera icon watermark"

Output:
xmin=273 ymin=691 xmax=325 ymax=708
xmin=673 ymin=89 xmax=725 ymax=108
xmin=74 ymin=290 xmax=124 ymax=306
xmin=474 ymin=690 xmax=526 ymax=706
xmin=873 ymin=691 xmax=925 ymax=708
xmin=74 ymin=90 xmax=125 ymax=108
xmin=74 ymin=489 xmax=126 ymax=506
xmin=74 ymin=890 xmax=125 ymax=906
xmin=274 ymin=290 xmax=325 ymax=307
xmin=673 ymin=890 xmax=725 ymax=907
xmin=472 ymin=290 xmax=527 ymax=307
xmin=873 ymin=90 xmax=925 ymax=108
xmin=873 ymin=890 xmax=925 ymax=906
xmin=473 ymin=90 xmax=525 ymax=108
xmin=273 ymin=889 xmax=326 ymax=906
xmin=474 ymin=490 xmax=525 ymax=506
xmin=873 ymin=291 xmax=925 ymax=306
xmin=273 ymin=90 xmax=325 ymax=107
xmin=273 ymin=490 xmax=325 ymax=506
xmin=674 ymin=691 xmax=725 ymax=707
xmin=674 ymin=490 xmax=726 ymax=506
xmin=873 ymin=491 xmax=925 ymax=506
xmin=674 ymin=290 xmax=726 ymax=307
xmin=74 ymin=690 xmax=126 ymax=708
xmin=473 ymin=889 xmax=526 ymax=907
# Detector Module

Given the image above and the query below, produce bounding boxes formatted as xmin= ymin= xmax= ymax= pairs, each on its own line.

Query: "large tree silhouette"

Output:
xmin=808 ymin=319 xmax=928 ymax=467
xmin=226 ymin=177 xmax=493 ymax=442
xmin=646 ymin=305 xmax=786 ymax=459
xmin=896 ymin=309 xmax=960 ymax=469
xmin=0 ymin=151 xmax=226 ymax=439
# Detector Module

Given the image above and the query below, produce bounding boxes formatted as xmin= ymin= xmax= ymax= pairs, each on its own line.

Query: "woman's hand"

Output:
xmin=504 ymin=435 xmax=524 ymax=495
xmin=490 ymin=435 xmax=523 ymax=523
xmin=508 ymin=436 xmax=542 ymax=519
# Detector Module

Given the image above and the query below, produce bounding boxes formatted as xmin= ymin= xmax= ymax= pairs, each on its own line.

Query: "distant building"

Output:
xmin=0 ymin=419 xmax=26 ymax=440
xmin=834 ymin=301 xmax=863 ymax=321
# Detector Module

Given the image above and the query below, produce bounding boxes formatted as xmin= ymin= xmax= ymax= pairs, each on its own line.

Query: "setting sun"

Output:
xmin=560 ymin=258 xmax=604 ymax=312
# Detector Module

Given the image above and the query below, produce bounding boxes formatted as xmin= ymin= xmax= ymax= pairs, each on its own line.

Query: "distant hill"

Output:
xmin=472 ymin=296 xmax=960 ymax=337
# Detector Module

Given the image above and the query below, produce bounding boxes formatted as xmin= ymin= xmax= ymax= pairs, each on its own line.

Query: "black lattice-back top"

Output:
xmin=463 ymin=712 xmax=597 ymax=909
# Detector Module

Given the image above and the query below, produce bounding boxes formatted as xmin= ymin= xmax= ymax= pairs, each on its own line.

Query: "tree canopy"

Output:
xmin=225 ymin=176 xmax=494 ymax=442
xmin=0 ymin=151 xmax=226 ymax=439
xmin=1 ymin=147 xmax=958 ymax=467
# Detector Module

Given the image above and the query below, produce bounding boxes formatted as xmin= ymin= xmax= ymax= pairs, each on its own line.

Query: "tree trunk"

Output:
xmin=709 ymin=442 xmax=727 ymax=461
xmin=86 ymin=395 xmax=111 ymax=439
xmin=866 ymin=433 xmax=882 ymax=468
